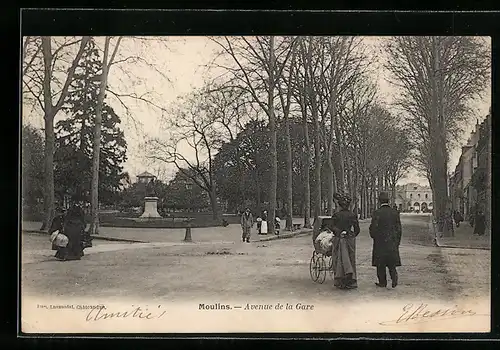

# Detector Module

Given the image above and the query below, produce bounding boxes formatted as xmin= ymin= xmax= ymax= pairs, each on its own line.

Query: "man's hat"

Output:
xmin=378 ymin=191 xmax=390 ymax=201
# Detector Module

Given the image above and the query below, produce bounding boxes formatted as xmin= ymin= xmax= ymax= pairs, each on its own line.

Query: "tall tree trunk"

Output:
xmin=267 ymin=36 xmax=277 ymax=235
xmin=334 ymin=122 xmax=345 ymax=193
xmin=40 ymin=37 xmax=55 ymax=231
xmin=430 ymin=37 xmax=451 ymax=237
xmin=371 ymin=177 xmax=376 ymax=214
xmin=313 ymin=109 xmax=321 ymax=219
xmin=285 ymin=114 xmax=293 ymax=230
xmin=256 ymin=176 xmax=262 ymax=215
xmin=346 ymin=161 xmax=354 ymax=207
xmin=302 ymin=116 xmax=312 ymax=228
xmin=326 ymin=157 xmax=335 ymax=216
xmin=362 ymin=180 xmax=367 ymax=219
xmin=236 ymin=144 xmax=244 ymax=209
xmin=89 ymin=38 xmax=110 ymax=234
xmin=209 ymin=186 xmax=219 ymax=220
xmin=41 ymin=113 xmax=55 ymax=230
xmin=353 ymin=158 xmax=359 ymax=217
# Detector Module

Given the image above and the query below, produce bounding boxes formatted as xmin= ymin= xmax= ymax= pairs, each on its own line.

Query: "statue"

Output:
xmin=140 ymin=178 xmax=162 ymax=219
xmin=146 ymin=178 xmax=157 ymax=197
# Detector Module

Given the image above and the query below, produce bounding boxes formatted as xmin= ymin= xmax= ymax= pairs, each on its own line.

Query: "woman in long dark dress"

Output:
xmin=473 ymin=206 xmax=486 ymax=236
xmin=59 ymin=202 xmax=86 ymax=260
xmin=331 ymin=193 xmax=360 ymax=289
xmin=49 ymin=207 xmax=66 ymax=255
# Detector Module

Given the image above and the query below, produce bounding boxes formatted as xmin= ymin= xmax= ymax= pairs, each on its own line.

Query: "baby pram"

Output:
xmin=310 ymin=216 xmax=335 ymax=284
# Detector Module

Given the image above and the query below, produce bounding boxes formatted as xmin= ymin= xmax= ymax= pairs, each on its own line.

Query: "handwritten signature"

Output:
xmin=379 ymin=303 xmax=488 ymax=326
xmin=85 ymin=305 xmax=166 ymax=322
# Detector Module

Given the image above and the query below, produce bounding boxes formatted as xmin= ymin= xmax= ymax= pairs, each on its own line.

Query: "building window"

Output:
xmin=414 ymin=186 xmax=418 ymax=190
xmin=425 ymin=194 xmax=428 ymax=199
xmin=410 ymin=193 xmax=412 ymax=198
xmin=418 ymin=193 xmax=421 ymax=198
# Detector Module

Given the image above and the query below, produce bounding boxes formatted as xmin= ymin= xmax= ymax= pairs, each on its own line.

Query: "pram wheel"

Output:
xmin=309 ymin=251 xmax=326 ymax=284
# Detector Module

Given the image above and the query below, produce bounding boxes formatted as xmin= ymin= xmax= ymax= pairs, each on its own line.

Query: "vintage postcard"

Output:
xmin=20 ymin=34 xmax=491 ymax=334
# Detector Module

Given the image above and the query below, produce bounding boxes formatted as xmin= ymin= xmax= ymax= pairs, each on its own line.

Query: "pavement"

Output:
xmin=21 ymin=214 xmax=489 ymax=300
xmin=20 ymin=213 xmax=491 ymax=333
xmin=22 ymin=218 xmax=317 ymax=244
xmin=430 ymin=215 xmax=491 ymax=250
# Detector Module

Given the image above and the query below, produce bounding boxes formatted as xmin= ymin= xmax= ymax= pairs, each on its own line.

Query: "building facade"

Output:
xmin=449 ymin=114 xmax=491 ymax=230
xmin=394 ymin=183 xmax=433 ymax=212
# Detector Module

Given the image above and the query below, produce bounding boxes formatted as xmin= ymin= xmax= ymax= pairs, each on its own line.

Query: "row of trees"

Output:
xmin=147 ymin=36 xmax=489 ymax=236
xmin=23 ymin=36 xmax=489 ymax=237
xmin=22 ymin=38 xmax=129 ymax=218
xmin=23 ymin=36 xmax=169 ymax=233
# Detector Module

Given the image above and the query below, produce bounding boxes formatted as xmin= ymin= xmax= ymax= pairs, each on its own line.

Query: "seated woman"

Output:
xmin=331 ymin=193 xmax=360 ymax=290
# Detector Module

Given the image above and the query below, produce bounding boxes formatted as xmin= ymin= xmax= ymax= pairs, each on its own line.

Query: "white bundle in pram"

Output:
xmin=315 ymin=231 xmax=334 ymax=254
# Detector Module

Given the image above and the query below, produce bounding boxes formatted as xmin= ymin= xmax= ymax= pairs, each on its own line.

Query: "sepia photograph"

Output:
xmin=20 ymin=34 xmax=491 ymax=334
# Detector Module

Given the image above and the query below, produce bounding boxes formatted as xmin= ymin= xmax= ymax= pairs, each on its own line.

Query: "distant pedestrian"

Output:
xmin=240 ymin=208 xmax=254 ymax=243
xmin=369 ymin=191 xmax=402 ymax=288
xmin=261 ymin=210 xmax=268 ymax=235
xmin=469 ymin=204 xmax=476 ymax=227
xmin=256 ymin=216 xmax=263 ymax=234
xmin=473 ymin=207 xmax=486 ymax=236
xmin=274 ymin=216 xmax=281 ymax=235
xmin=445 ymin=206 xmax=455 ymax=236
xmin=453 ymin=210 xmax=463 ymax=228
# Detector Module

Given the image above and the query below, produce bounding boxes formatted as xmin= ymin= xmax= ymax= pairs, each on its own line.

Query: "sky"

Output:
xmin=22 ymin=36 xmax=491 ymax=187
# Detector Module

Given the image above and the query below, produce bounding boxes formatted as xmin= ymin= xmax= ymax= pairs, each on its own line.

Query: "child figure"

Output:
xmin=275 ymin=216 xmax=281 ymax=235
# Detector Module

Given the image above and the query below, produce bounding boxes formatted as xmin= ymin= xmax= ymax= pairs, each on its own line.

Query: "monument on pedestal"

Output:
xmin=139 ymin=174 xmax=162 ymax=219
xmin=140 ymin=196 xmax=162 ymax=218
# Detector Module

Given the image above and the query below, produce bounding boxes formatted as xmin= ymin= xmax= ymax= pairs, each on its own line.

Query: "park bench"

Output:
xmin=292 ymin=223 xmax=302 ymax=231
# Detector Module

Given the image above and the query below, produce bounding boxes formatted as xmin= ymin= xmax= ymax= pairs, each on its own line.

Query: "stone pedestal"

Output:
xmin=140 ymin=197 xmax=162 ymax=218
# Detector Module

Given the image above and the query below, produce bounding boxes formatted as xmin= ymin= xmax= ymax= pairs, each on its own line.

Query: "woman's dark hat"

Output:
xmin=333 ymin=192 xmax=351 ymax=206
xmin=378 ymin=191 xmax=390 ymax=202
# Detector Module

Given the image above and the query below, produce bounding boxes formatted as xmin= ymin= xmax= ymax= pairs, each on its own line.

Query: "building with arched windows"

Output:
xmin=394 ymin=183 xmax=433 ymax=212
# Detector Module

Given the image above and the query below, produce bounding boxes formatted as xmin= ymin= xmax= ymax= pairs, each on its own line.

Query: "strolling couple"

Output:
xmin=330 ymin=191 xmax=402 ymax=289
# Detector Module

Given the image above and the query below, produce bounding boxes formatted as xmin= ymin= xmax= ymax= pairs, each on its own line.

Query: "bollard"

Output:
xmin=183 ymin=219 xmax=192 ymax=242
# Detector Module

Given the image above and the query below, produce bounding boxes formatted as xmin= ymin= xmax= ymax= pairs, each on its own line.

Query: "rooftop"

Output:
xmin=137 ymin=171 xmax=156 ymax=178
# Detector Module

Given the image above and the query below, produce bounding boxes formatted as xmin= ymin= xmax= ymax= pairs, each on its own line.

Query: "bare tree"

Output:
xmin=291 ymin=41 xmax=312 ymax=227
xmin=297 ymin=37 xmax=323 ymax=220
xmin=340 ymin=78 xmax=377 ymax=218
xmin=275 ymin=38 xmax=298 ymax=230
xmin=203 ymin=82 xmax=256 ymax=210
xmin=146 ymin=88 xmax=225 ymax=220
xmin=321 ymin=37 xmax=370 ymax=214
xmin=210 ymin=36 xmax=297 ymax=234
xmin=88 ymin=36 xmax=122 ymax=234
xmin=22 ymin=36 xmax=90 ymax=230
xmin=23 ymin=36 xmax=172 ymax=231
xmin=384 ymin=36 xmax=490 ymax=236
xmin=383 ymin=125 xmax=412 ymax=205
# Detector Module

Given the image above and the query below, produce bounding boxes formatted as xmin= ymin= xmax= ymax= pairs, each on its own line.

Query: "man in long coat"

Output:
xmin=369 ymin=191 xmax=402 ymax=288
xmin=240 ymin=208 xmax=254 ymax=243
